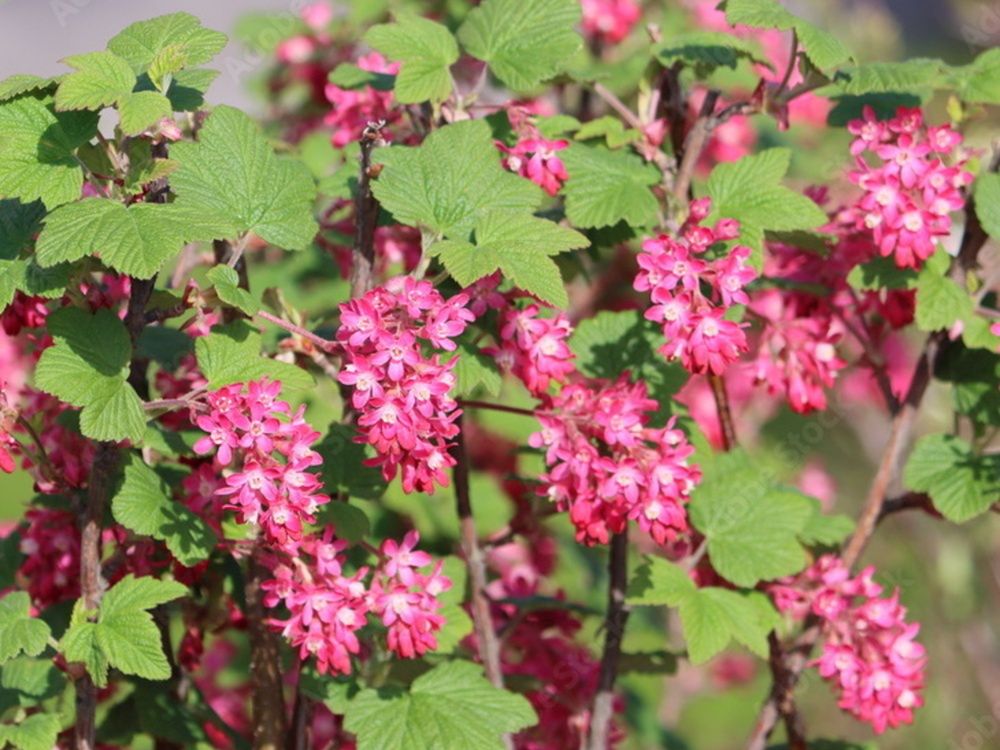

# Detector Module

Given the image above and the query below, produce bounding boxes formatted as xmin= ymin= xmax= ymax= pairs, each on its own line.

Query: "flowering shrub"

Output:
xmin=0 ymin=2 xmax=997 ymax=749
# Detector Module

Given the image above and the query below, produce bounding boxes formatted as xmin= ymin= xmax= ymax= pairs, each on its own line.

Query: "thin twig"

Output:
xmin=707 ymin=374 xmax=737 ymax=450
xmin=255 ymin=309 xmax=340 ymax=354
xmin=587 ymin=532 xmax=630 ymax=750
xmin=672 ymin=90 xmax=720 ymax=207
xmin=459 ymin=400 xmax=536 ymax=418
xmin=452 ymin=415 xmax=512 ymax=749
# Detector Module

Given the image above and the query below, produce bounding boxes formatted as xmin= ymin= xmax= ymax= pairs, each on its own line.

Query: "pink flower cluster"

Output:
xmin=848 ymin=106 xmax=972 ymax=269
xmin=337 ymin=276 xmax=474 ymax=493
xmin=490 ymin=303 xmax=576 ymax=396
xmin=263 ymin=530 xmax=450 ymax=675
xmin=771 ymin=555 xmax=926 ymax=733
xmin=750 ymin=289 xmax=847 ymax=413
xmin=498 ymin=107 xmax=569 ymax=196
xmin=324 ymin=52 xmax=401 ymax=148
xmin=193 ymin=379 xmax=329 ymax=551
xmin=581 ymin=0 xmax=641 ymax=44
xmin=531 ymin=377 xmax=700 ymax=546
xmin=17 ymin=508 xmax=80 ymax=607
xmin=635 ymin=198 xmax=756 ymax=374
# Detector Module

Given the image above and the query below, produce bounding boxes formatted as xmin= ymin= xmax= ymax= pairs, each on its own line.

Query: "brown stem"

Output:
xmin=587 ymin=531 xmax=630 ymax=750
xmin=350 ymin=123 xmax=383 ymax=300
xmin=74 ymin=442 xmax=118 ymax=750
xmin=458 ymin=400 xmax=536 ymax=418
xmin=707 ymin=374 xmax=737 ymax=451
xmin=672 ymin=90 xmax=719 ymax=207
xmin=452 ymin=415 xmax=510 ymax=746
xmin=247 ymin=550 xmax=288 ymax=749
xmin=255 ymin=309 xmax=340 ymax=354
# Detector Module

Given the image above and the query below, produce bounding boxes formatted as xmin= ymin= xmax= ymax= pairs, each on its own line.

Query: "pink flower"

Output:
xmin=847 ymin=106 xmax=971 ymax=269
xmin=499 ymin=137 xmax=569 ymax=196
xmin=581 ymin=0 xmax=641 ymax=44
xmin=635 ymin=200 xmax=756 ymax=376
xmin=531 ymin=378 xmax=699 ymax=547
xmin=494 ymin=304 xmax=575 ymax=396
xmin=337 ymin=279 xmax=471 ymax=493
xmin=769 ymin=555 xmax=926 ymax=734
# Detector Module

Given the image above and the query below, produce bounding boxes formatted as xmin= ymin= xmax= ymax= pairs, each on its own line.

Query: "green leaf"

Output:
xmin=35 ymin=198 xmax=200 ymax=278
xmin=724 ymin=0 xmax=852 ymax=72
xmin=0 ymin=713 xmax=62 ymax=750
xmin=832 ymin=59 xmax=944 ymax=95
xmin=316 ymin=424 xmax=388 ymax=502
xmin=939 ymin=347 xmax=1000 ymax=427
xmin=171 ymin=105 xmax=318 ymax=250
xmin=688 ymin=450 xmax=813 ymax=587
xmin=574 ymin=116 xmax=639 ymax=148
xmin=903 ymin=434 xmax=1000 ymax=523
xmin=328 ymin=63 xmax=396 ymax=92
xmin=147 ymin=44 xmax=190 ymax=91
xmin=974 ymin=173 xmax=1000 ymax=241
xmin=112 ymin=453 xmax=216 ymax=566
xmin=61 ymin=576 xmax=187 ymax=687
xmin=655 ymin=31 xmax=770 ymax=75
xmin=453 ymin=341 xmax=502 ymax=398
xmin=946 ymin=48 xmax=1000 ymax=104
xmin=54 ymin=51 xmax=135 ymax=111
xmin=118 ymin=91 xmax=172 ymax=135
xmin=432 ymin=210 xmax=587 ymax=307
xmin=0 ymin=96 xmax=98 ymax=208
xmin=162 ymin=68 xmax=219 ymax=111
xmin=0 ymin=74 xmax=59 ymax=103
xmin=195 ymin=320 xmax=314 ymax=391
xmin=0 ymin=657 xmax=65 ymax=709
xmin=108 ymin=12 xmax=227 ymax=74
xmin=560 ymin=144 xmax=660 ymax=229
xmin=914 ymin=255 xmax=972 ymax=332
xmin=344 ymin=660 xmax=537 ymax=750
xmin=318 ymin=502 xmax=371 ymax=544
xmin=0 ymin=199 xmax=45 ymax=260
xmin=0 ymin=258 xmax=72 ymax=310
xmin=458 ymin=0 xmax=582 ymax=91
xmin=570 ymin=310 xmax=687 ymax=422
xmin=847 ymin=255 xmax=918 ymax=291
xmin=206 ymin=264 xmax=260 ymax=315
xmin=798 ymin=499 xmax=855 ymax=547
xmin=627 ymin=557 xmax=778 ymax=664
xmin=299 ymin=666 xmax=359 ymax=714
xmin=373 ymin=120 xmax=541 ymax=238
xmin=365 ymin=14 xmax=459 ymax=104
xmin=34 ymin=307 xmax=146 ymax=443
xmin=706 ymin=148 xmax=827 ymax=264
xmin=0 ymin=593 xmax=51 ymax=664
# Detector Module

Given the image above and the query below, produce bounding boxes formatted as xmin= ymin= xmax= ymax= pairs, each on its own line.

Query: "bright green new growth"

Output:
xmin=34 ymin=307 xmax=147 ymax=443
xmin=365 ymin=14 xmax=459 ymax=104
xmin=60 ymin=575 xmax=188 ymax=687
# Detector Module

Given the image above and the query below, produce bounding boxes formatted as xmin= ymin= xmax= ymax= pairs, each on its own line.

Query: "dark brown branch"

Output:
xmin=247 ymin=553 xmax=288 ymax=750
xmin=672 ymin=90 xmax=719 ymax=206
xmin=587 ymin=531 xmax=630 ymax=750
xmin=350 ymin=122 xmax=384 ymax=300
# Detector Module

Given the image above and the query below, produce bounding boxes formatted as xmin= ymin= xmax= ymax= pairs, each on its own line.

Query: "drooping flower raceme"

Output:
xmin=262 ymin=529 xmax=450 ymax=675
xmin=530 ymin=377 xmax=700 ymax=546
xmin=337 ymin=276 xmax=475 ymax=493
xmin=847 ymin=106 xmax=972 ymax=269
xmin=192 ymin=379 xmax=330 ymax=551
xmin=498 ymin=107 xmax=570 ymax=196
xmin=770 ymin=555 xmax=926 ymax=733
xmin=324 ymin=52 xmax=402 ymax=148
xmin=635 ymin=198 xmax=756 ymax=375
